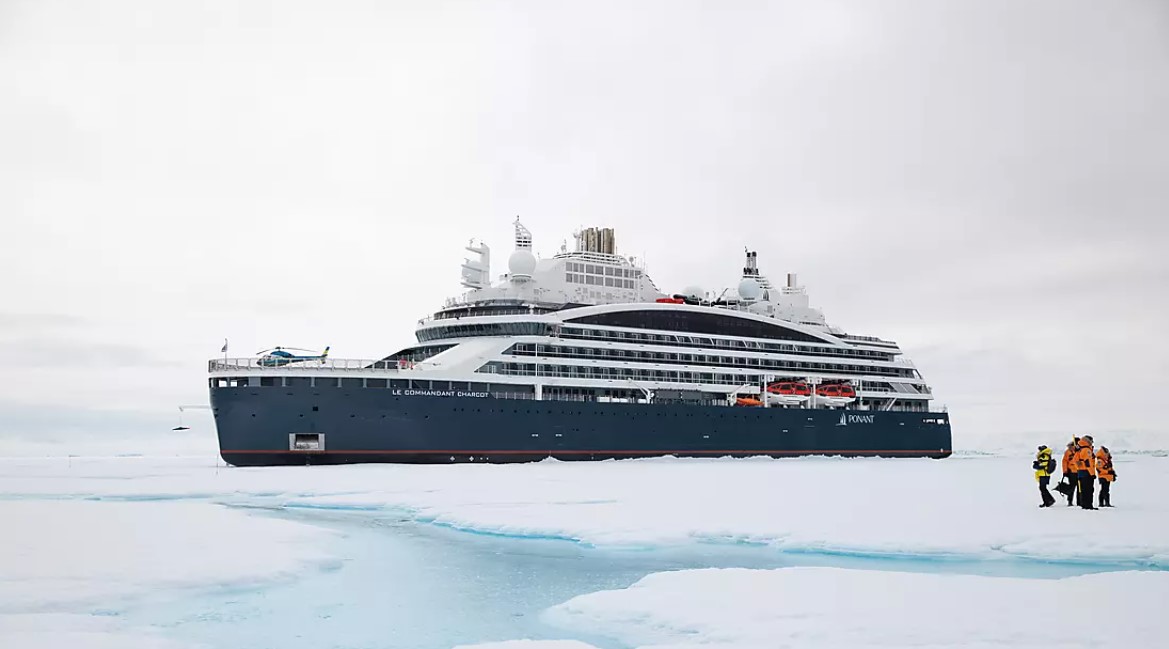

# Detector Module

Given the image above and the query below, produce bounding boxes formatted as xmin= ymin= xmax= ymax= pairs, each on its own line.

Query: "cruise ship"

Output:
xmin=208 ymin=219 xmax=952 ymax=465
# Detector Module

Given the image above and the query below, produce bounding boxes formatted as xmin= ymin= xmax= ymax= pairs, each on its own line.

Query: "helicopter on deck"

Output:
xmin=256 ymin=346 xmax=330 ymax=367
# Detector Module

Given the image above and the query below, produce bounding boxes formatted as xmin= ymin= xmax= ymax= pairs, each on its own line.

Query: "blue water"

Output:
xmin=108 ymin=504 xmax=1127 ymax=649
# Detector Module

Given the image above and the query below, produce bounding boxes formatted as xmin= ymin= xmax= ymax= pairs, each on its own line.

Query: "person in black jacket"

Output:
xmin=1060 ymin=439 xmax=1079 ymax=506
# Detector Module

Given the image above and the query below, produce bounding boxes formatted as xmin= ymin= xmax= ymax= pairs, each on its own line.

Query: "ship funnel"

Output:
xmin=743 ymin=249 xmax=759 ymax=277
xmin=787 ymin=273 xmax=797 ymax=288
xmin=576 ymin=226 xmax=616 ymax=254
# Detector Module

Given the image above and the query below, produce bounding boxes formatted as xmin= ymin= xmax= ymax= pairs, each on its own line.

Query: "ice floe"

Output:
xmin=0 ymin=614 xmax=191 ymax=649
xmin=452 ymin=641 xmax=600 ymax=649
xmin=2 ymin=455 xmax=1168 ymax=567
xmin=2 ymin=454 xmax=1168 ymax=649
xmin=0 ymin=498 xmax=338 ymax=647
xmin=541 ymin=566 xmax=1169 ymax=648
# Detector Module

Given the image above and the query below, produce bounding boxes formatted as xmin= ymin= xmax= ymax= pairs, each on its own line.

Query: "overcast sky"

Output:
xmin=1 ymin=0 xmax=1166 ymax=454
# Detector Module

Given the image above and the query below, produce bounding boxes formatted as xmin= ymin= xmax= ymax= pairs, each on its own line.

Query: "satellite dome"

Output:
xmin=683 ymin=285 xmax=704 ymax=300
xmin=737 ymin=278 xmax=761 ymax=301
xmin=508 ymin=249 xmax=537 ymax=278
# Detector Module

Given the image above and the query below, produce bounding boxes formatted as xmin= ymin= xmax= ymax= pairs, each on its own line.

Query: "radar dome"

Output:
xmin=682 ymin=285 xmax=704 ymax=300
xmin=737 ymin=278 xmax=761 ymax=300
xmin=508 ymin=249 xmax=537 ymax=278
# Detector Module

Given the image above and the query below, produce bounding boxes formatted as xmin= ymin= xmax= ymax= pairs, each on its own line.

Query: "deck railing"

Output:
xmin=208 ymin=358 xmax=399 ymax=372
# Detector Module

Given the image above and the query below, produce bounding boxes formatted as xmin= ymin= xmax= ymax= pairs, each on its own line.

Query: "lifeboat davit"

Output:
xmin=814 ymin=382 xmax=857 ymax=408
xmin=765 ymin=381 xmax=810 ymax=406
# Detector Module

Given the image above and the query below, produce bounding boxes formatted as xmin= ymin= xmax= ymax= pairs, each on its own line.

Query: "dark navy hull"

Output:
xmin=210 ymin=386 xmax=952 ymax=466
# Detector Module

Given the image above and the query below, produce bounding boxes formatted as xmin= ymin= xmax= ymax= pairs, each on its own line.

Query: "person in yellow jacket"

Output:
xmin=1061 ymin=439 xmax=1079 ymax=506
xmin=1096 ymin=446 xmax=1116 ymax=507
xmin=1033 ymin=445 xmax=1056 ymax=507
xmin=1075 ymin=435 xmax=1097 ymax=510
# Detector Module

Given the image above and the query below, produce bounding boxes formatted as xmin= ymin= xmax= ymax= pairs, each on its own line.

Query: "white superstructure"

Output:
xmin=363 ymin=218 xmax=937 ymax=413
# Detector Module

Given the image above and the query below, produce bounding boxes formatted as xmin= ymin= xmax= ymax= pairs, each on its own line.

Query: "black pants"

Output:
xmin=1063 ymin=473 xmax=1077 ymax=505
xmin=1099 ymin=478 xmax=1111 ymax=507
xmin=1078 ymin=472 xmax=1095 ymax=509
xmin=1038 ymin=476 xmax=1055 ymax=507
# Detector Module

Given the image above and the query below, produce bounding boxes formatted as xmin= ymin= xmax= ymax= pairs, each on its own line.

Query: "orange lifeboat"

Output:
xmin=655 ymin=297 xmax=685 ymax=304
xmin=814 ymin=382 xmax=857 ymax=407
xmin=735 ymin=396 xmax=762 ymax=407
xmin=765 ymin=380 xmax=811 ymax=406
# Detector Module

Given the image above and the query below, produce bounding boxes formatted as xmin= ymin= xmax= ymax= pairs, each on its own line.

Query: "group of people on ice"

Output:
xmin=1034 ymin=435 xmax=1116 ymax=509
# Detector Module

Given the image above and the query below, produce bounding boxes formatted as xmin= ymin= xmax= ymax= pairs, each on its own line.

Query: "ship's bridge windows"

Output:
xmin=434 ymin=303 xmax=557 ymax=320
xmin=566 ymin=309 xmax=827 ymax=343
xmin=417 ymin=322 xmax=549 ymax=342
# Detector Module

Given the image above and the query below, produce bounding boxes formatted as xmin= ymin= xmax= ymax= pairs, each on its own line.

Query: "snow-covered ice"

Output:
xmin=0 ymin=500 xmax=338 ymax=611
xmin=2 ymin=453 xmax=1167 ymax=648
xmin=6 ymin=453 xmax=1162 ymax=566
xmin=0 ymin=497 xmax=338 ymax=648
xmin=543 ymin=567 xmax=1169 ymax=648
xmin=453 ymin=642 xmax=600 ymax=649
xmin=0 ymin=613 xmax=190 ymax=649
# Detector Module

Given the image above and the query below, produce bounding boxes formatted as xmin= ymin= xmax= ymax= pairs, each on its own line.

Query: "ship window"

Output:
xmin=366 ymin=378 xmax=388 ymax=388
xmin=314 ymin=377 xmax=339 ymax=388
xmin=341 ymin=378 xmax=362 ymax=389
xmin=285 ymin=377 xmax=309 ymax=387
xmin=565 ymin=308 xmax=822 ymax=346
xmin=260 ymin=377 xmax=279 ymax=387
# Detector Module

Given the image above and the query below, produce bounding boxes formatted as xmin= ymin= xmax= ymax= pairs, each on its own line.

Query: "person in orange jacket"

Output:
xmin=1096 ymin=446 xmax=1116 ymax=507
xmin=1061 ymin=439 xmax=1079 ymax=506
xmin=1075 ymin=435 xmax=1097 ymax=510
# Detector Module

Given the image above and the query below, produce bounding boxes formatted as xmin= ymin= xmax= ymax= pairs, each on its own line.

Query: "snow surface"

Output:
xmin=541 ymin=567 xmax=1169 ymax=648
xmin=0 ymin=614 xmax=190 ymax=649
xmin=9 ymin=454 xmax=1159 ymax=566
xmin=2 ymin=454 xmax=1168 ymax=648
xmin=0 ymin=497 xmax=338 ymax=648
xmin=453 ymin=642 xmax=599 ymax=649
